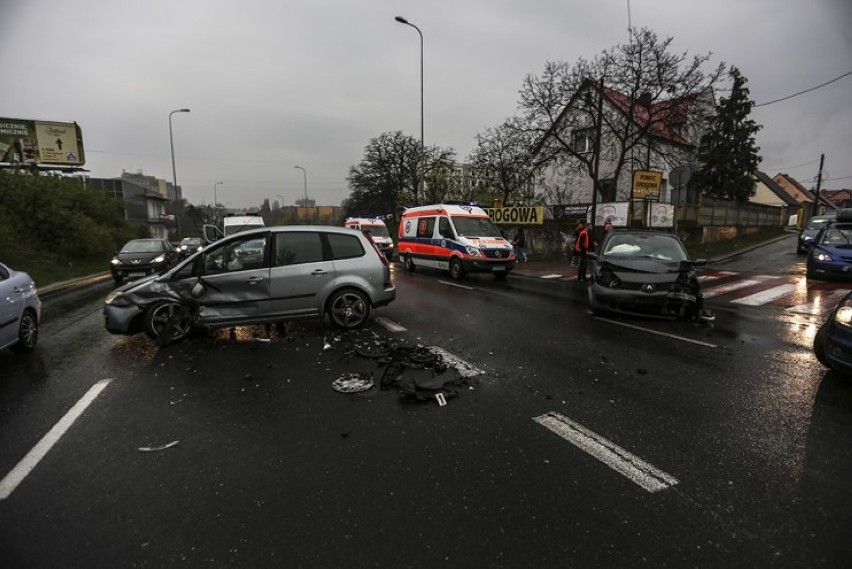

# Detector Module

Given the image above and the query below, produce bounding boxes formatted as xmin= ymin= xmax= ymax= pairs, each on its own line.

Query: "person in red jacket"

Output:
xmin=573 ymin=221 xmax=591 ymax=281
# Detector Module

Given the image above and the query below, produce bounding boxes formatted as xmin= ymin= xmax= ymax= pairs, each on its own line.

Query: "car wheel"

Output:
xmin=10 ymin=309 xmax=38 ymax=352
xmin=143 ymin=300 xmax=193 ymax=345
xmin=403 ymin=254 xmax=415 ymax=272
xmin=449 ymin=258 xmax=465 ymax=280
xmin=328 ymin=289 xmax=370 ymax=329
xmin=814 ymin=322 xmax=831 ymax=368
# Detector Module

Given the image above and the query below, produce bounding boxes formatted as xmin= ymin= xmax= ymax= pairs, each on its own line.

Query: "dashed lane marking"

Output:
xmin=375 ymin=317 xmax=407 ymax=333
xmin=438 ymin=280 xmax=477 ymax=291
xmin=533 ymin=411 xmax=680 ymax=493
xmin=0 ymin=379 xmax=113 ymax=500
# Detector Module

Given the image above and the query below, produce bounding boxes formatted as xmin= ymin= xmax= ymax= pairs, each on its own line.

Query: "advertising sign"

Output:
xmin=0 ymin=117 xmax=85 ymax=166
xmin=649 ymin=203 xmax=674 ymax=228
xmin=632 ymin=170 xmax=662 ymax=200
xmin=483 ymin=206 xmax=544 ymax=225
xmin=591 ymin=202 xmax=629 ymax=227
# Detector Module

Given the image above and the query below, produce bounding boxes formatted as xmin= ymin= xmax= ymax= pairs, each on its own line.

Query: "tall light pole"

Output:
xmin=213 ymin=181 xmax=223 ymax=223
xmin=395 ymin=15 xmax=424 ymax=205
xmin=169 ymin=108 xmax=190 ymax=238
xmin=294 ymin=165 xmax=308 ymax=224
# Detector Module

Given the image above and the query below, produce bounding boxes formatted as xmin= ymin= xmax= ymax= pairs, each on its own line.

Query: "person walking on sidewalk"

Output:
xmin=513 ymin=227 xmax=528 ymax=262
xmin=573 ymin=221 xmax=591 ymax=281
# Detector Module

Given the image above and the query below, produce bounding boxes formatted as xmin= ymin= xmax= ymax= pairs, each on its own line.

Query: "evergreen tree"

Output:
xmin=692 ymin=67 xmax=762 ymax=202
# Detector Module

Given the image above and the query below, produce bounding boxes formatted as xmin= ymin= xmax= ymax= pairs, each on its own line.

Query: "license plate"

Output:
xmin=493 ymin=266 xmax=506 ymax=272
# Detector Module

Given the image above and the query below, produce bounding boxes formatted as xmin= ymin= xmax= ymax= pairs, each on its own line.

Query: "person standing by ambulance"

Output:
xmin=512 ymin=227 xmax=527 ymax=262
xmin=573 ymin=221 xmax=591 ymax=281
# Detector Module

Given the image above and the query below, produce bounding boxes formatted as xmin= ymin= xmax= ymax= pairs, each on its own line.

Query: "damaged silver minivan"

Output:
xmin=103 ymin=225 xmax=396 ymax=345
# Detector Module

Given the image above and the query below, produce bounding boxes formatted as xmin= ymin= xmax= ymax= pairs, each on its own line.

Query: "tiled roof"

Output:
xmin=598 ymin=84 xmax=695 ymax=146
xmin=755 ymin=171 xmax=800 ymax=206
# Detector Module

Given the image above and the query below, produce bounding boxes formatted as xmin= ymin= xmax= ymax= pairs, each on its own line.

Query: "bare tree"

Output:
xmin=468 ymin=117 xmax=540 ymax=205
xmin=346 ymin=131 xmax=456 ymax=216
xmin=520 ymin=28 xmax=724 ymax=206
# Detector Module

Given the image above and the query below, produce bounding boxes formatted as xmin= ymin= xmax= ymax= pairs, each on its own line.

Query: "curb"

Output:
xmin=38 ymin=272 xmax=112 ymax=298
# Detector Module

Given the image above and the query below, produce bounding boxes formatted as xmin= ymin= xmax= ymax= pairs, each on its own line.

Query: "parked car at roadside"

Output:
xmin=103 ymin=225 xmax=396 ymax=345
xmin=110 ymin=238 xmax=179 ymax=284
xmin=177 ymin=237 xmax=203 ymax=258
xmin=813 ymin=289 xmax=852 ymax=375
xmin=805 ymin=209 xmax=852 ymax=280
xmin=0 ymin=261 xmax=41 ymax=352
xmin=797 ymin=214 xmax=836 ymax=254
xmin=587 ymin=230 xmax=712 ymax=321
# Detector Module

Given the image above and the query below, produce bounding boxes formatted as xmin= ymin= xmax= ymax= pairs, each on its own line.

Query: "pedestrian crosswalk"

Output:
xmin=698 ymin=270 xmax=848 ymax=314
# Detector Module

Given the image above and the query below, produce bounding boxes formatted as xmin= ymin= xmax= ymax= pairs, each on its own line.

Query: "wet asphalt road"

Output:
xmin=1 ymin=240 xmax=851 ymax=568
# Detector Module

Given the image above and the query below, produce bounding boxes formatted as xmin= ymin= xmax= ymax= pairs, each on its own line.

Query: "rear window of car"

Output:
xmin=327 ymin=233 xmax=365 ymax=260
xmin=273 ymin=232 xmax=324 ymax=266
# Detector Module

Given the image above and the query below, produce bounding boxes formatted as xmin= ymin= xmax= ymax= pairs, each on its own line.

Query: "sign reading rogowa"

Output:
xmin=483 ymin=206 xmax=544 ymax=225
xmin=0 ymin=117 xmax=85 ymax=166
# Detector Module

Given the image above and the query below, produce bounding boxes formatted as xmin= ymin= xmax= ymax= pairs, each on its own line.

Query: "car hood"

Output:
xmin=599 ymin=257 xmax=694 ymax=279
xmin=115 ymin=251 xmax=164 ymax=263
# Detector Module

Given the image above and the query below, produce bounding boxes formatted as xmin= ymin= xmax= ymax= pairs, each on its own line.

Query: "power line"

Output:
xmin=763 ymin=158 xmax=821 ymax=171
xmin=755 ymin=70 xmax=852 ymax=107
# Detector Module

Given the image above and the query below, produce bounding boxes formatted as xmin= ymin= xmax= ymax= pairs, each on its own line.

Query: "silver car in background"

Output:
xmin=103 ymin=226 xmax=396 ymax=345
xmin=0 ymin=261 xmax=42 ymax=352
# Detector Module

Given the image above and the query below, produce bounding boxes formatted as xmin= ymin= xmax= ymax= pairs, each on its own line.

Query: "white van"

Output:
xmin=203 ymin=213 xmax=265 ymax=244
xmin=344 ymin=217 xmax=394 ymax=260
xmin=397 ymin=203 xmax=515 ymax=280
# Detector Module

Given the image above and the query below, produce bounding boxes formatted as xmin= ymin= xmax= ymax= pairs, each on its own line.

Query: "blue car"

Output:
xmin=814 ymin=290 xmax=852 ymax=375
xmin=805 ymin=210 xmax=852 ymax=280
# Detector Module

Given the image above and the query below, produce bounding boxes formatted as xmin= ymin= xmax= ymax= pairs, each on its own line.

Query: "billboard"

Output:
xmin=0 ymin=117 xmax=85 ymax=166
xmin=483 ymin=206 xmax=545 ymax=225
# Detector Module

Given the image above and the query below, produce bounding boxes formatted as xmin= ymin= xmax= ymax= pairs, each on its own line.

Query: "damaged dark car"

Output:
xmin=587 ymin=230 xmax=712 ymax=320
xmin=103 ymin=226 xmax=396 ymax=345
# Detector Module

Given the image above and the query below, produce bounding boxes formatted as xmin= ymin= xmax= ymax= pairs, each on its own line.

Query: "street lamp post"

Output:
xmin=294 ymin=165 xmax=308 ymax=224
xmin=169 ymin=108 xmax=190 ymax=238
xmin=213 ymin=181 xmax=223 ymax=223
xmin=394 ymin=15 xmax=424 ymax=205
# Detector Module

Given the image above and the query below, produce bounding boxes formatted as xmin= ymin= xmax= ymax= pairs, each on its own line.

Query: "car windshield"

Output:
xmin=451 ymin=216 xmax=503 ymax=238
xmin=363 ymin=225 xmax=390 ymax=238
xmin=603 ymin=233 xmax=689 ymax=261
xmin=120 ymin=240 xmax=164 ymax=253
xmin=817 ymin=225 xmax=852 ymax=247
xmin=806 ymin=218 xmax=833 ymax=231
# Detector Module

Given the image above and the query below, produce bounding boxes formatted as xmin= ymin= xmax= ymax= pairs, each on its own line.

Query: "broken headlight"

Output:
xmin=834 ymin=299 xmax=852 ymax=328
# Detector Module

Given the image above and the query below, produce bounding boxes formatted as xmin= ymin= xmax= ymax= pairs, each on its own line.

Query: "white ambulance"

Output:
xmin=397 ymin=203 xmax=515 ymax=280
xmin=344 ymin=217 xmax=394 ymax=260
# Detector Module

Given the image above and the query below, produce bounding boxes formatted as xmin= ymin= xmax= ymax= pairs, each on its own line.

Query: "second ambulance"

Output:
xmin=397 ymin=203 xmax=515 ymax=280
xmin=344 ymin=217 xmax=395 ymax=260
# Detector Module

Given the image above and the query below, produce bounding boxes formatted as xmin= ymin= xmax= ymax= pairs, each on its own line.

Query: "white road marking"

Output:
xmin=731 ymin=284 xmax=797 ymax=306
xmin=697 ymin=271 xmax=738 ymax=282
xmin=594 ymin=317 xmax=719 ymax=348
xmin=428 ymin=346 xmax=485 ymax=378
xmin=438 ymin=280 xmax=476 ymax=291
xmin=375 ymin=316 xmax=407 ymax=332
xmin=533 ymin=412 xmax=679 ymax=493
xmin=702 ymin=279 xmax=760 ymax=298
xmin=0 ymin=379 xmax=112 ymax=500
xmin=541 ymin=274 xmax=564 ymax=279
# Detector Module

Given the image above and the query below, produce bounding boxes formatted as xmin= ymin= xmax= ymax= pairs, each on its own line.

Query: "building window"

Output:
xmin=571 ymin=127 xmax=596 ymax=154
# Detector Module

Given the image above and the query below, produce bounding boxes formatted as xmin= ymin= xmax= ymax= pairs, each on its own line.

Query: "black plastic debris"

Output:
xmin=325 ymin=329 xmax=476 ymax=404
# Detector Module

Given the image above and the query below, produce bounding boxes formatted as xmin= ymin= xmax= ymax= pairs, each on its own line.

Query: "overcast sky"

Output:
xmin=3 ymin=0 xmax=850 ymax=209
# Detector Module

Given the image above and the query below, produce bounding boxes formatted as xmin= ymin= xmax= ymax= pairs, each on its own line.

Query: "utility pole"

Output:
xmin=812 ymin=153 xmax=825 ymax=217
xmin=590 ymin=77 xmax=605 ymax=232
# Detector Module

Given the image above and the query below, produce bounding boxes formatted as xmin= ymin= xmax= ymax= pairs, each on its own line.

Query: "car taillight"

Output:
xmin=364 ymin=232 xmax=388 ymax=267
